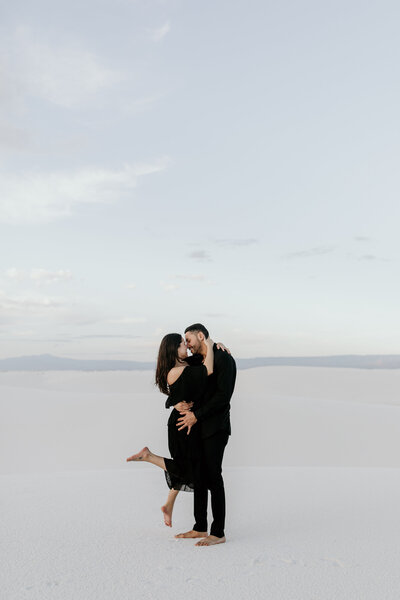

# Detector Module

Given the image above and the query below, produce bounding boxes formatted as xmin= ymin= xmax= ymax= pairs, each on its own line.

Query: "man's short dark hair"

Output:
xmin=184 ymin=323 xmax=209 ymax=339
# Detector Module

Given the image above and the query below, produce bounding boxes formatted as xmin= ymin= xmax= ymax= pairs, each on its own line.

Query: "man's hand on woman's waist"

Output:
xmin=173 ymin=401 xmax=193 ymax=412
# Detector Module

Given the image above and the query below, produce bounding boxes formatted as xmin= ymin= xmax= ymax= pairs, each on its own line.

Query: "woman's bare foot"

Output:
xmin=161 ymin=505 xmax=173 ymax=527
xmin=195 ymin=535 xmax=226 ymax=546
xmin=175 ymin=530 xmax=208 ymax=539
xmin=126 ymin=447 xmax=150 ymax=462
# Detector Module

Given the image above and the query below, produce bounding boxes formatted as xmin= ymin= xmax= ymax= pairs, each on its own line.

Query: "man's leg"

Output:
xmin=201 ymin=431 xmax=229 ymax=539
xmin=175 ymin=444 xmax=208 ymax=539
xmin=193 ymin=482 xmax=208 ymax=533
xmin=192 ymin=445 xmax=208 ymax=532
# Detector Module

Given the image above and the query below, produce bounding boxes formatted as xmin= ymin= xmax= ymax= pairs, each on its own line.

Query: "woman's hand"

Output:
xmin=174 ymin=401 xmax=193 ymax=412
xmin=216 ymin=342 xmax=231 ymax=354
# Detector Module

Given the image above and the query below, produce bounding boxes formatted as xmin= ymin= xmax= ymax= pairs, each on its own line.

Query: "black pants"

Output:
xmin=193 ymin=430 xmax=229 ymax=538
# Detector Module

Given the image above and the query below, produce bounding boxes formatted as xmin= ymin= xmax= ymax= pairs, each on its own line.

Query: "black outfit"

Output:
xmin=164 ymin=365 xmax=208 ymax=491
xmin=190 ymin=345 xmax=237 ymax=538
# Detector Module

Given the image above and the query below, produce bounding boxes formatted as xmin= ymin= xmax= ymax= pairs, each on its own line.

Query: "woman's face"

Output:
xmin=177 ymin=337 xmax=188 ymax=360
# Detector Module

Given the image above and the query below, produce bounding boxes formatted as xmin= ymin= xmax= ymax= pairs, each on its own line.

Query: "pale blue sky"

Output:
xmin=1 ymin=0 xmax=399 ymax=360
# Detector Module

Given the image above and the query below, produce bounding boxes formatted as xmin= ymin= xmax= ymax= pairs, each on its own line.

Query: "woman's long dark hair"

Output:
xmin=155 ymin=333 xmax=182 ymax=395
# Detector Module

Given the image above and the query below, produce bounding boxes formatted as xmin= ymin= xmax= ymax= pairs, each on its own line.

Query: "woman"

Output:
xmin=126 ymin=333 xmax=214 ymax=527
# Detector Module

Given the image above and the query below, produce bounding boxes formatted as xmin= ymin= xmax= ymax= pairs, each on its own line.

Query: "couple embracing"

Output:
xmin=127 ymin=323 xmax=236 ymax=546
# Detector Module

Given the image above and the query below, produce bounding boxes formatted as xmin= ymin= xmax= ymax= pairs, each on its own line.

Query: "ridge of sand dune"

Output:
xmin=1 ymin=368 xmax=400 ymax=473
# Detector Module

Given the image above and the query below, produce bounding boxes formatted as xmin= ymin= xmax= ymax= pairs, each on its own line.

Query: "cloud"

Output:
xmin=11 ymin=330 xmax=35 ymax=337
xmin=126 ymin=283 xmax=136 ymax=290
xmin=174 ymin=274 xmax=206 ymax=281
xmin=0 ymin=289 xmax=110 ymax=332
xmin=147 ymin=21 xmax=171 ymax=42
xmin=172 ymin=274 xmax=213 ymax=286
xmin=31 ymin=269 xmax=73 ymax=284
xmin=354 ymin=236 xmax=372 ymax=242
xmin=76 ymin=334 xmax=140 ymax=339
xmin=7 ymin=27 xmax=119 ymax=109
xmin=0 ymin=158 xmax=169 ymax=224
xmin=0 ymin=57 xmax=22 ymax=111
xmin=0 ymin=290 xmax=63 ymax=314
xmin=357 ymin=254 xmax=390 ymax=262
xmin=121 ymin=93 xmax=165 ymax=116
xmin=214 ymin=238 xmax=258 ymax=247
xmin=187 ymin=250 xmax=212 ymax=262
xmin=5 ymin=268 xmax=73 ymax=285
xmin=0 ymin=122 xmax=30 ymax=149
xmin=108 ymin=317 xmax=147 ymax=324
xmin=160 ymin=281 xmax=179 ymax=292
xmin=5 ymin=268 xmax=25 ymax=281
xmin=282 ymin=246 xmax=335 ymax=259
xmin=1 ymin=336 xmax=72 ymax=343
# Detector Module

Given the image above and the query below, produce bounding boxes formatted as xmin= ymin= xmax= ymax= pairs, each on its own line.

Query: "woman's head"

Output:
xmin=155 ymin=333 xmax=187 ymax=394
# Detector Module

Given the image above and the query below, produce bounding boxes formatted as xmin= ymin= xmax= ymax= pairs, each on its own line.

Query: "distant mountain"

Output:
xmin=0 ymin=353 xmax=399 ymax=371
xmin=236 ymin=355 xmax=400 ymax=369
xmin=0 ymin=354 xmax=154 ymax=371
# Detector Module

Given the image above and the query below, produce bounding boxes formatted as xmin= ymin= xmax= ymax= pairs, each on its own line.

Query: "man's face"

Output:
xmin=185 ymin=331 xmax=202 ymax=354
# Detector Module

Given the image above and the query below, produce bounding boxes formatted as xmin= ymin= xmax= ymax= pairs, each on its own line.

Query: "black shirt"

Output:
xmin=188 ymin=344 xmax=237 ymax=439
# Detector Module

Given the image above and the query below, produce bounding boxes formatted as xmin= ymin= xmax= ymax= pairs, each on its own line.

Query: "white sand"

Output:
xmin=1 ymin=368 xmax=400 ymax=599
xmin=2 ymin=467 xmax=400 ymax=600
xmin=1 ymin=367 xmax=400 ymax=472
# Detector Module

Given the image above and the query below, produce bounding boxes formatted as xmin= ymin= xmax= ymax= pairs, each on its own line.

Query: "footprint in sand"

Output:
xmin=279 ymin=556 xmax=345 ymax=568
xmin=280 ymin=557 xmax=297 ymax=565
xmin=320 ymin=557 xmax=345 ymax=568
xmin=162 ymin=565 xmax=182 ymax=573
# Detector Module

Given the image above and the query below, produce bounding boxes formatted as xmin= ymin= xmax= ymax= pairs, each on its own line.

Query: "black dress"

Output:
xmin=164 ymin=365 xmax=208 ymax=491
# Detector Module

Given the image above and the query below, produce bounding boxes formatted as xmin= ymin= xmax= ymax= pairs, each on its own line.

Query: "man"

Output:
xmin=176 ymin=323 xmax=236 ymax=546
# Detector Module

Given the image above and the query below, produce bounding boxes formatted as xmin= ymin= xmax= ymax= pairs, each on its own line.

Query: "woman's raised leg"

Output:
xmin=126 ymin=447 xmax=166 ymax=470
xmin=126 ymin=448 xmax=181 ymax=526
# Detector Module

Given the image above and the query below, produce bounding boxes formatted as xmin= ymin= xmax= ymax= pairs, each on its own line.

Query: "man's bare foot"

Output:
xmin=126 ymin=447 xmax=150 ymax=461
xmin=195 ymin=535 xmax=226 ymax=546
xmin=175 ymin=530 xmax=207 ymax=539
xmin=161 ymin=505 xmax=173 ymax=527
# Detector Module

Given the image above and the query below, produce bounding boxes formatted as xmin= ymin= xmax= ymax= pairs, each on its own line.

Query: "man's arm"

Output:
xmin=193 ymin=351 xmax=235 ymax=422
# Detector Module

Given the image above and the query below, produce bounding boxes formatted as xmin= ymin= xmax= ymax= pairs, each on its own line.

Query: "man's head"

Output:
xmin=184 ymin=323 xmax=209 ymax=354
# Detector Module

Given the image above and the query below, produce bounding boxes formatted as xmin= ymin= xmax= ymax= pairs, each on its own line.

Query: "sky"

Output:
xmin=1 ymin=0 xmax=399 ymax=361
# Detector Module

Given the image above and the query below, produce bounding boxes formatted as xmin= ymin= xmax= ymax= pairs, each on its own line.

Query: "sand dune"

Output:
xmin=1 ymin=367 xmax=400 ymax=473
xmin=2 ymin=467 xmax=400 ymax=600
xmin=2 ymin=368 xmax=400 ymax=599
